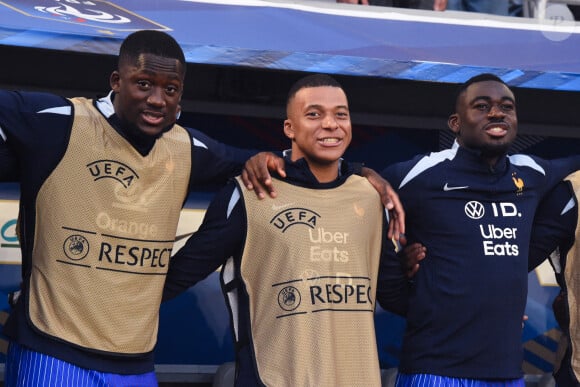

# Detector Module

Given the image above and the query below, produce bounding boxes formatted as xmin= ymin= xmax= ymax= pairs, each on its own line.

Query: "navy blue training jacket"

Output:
xmin=381 ymin=142 xmax=580 ymax=379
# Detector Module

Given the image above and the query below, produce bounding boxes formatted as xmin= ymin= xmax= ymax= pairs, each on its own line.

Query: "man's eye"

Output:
xmin=306 ymin=112 xmax=319 ymax=118
xmin=137 ymin=81 xmax=150 ymax=88
xmin=475 ymin=103 xmax=489 ymax=110
xmin=166 ymin=85 xmax=179 ymax=94
xmin=501 ymin=104 xmax=514 ymax=111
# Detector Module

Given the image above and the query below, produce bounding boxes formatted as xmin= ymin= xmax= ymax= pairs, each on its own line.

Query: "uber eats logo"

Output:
xmin=465 ymin=201 xmax=521 ymax=257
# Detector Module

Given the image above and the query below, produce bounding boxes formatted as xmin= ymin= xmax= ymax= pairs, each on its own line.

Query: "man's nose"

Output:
xmin=488 ymin=104 xmax=506 ymax=118
xmin=322 ymin=115 xmax=338 ymax=129
xmin=147 ymin=87 xmax=166 ymax=106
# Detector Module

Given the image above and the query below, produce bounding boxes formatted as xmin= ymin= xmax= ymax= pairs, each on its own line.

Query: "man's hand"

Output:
xmin=361 ymin=167 xmax=405 ymax=239
xmin=398 ymin=234 xmax=426 ymax=278
xmin=240 ymin=152 xmax=286 ymax=199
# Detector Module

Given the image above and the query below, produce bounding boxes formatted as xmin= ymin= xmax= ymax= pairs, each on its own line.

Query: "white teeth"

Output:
xmin=320 ymin=138 xmax=339 ymax=143
xmin=488 ymin=127 xmax=505 ymax=133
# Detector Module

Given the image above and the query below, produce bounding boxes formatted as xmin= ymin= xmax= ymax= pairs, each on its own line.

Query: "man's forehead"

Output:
xmin=466 ymin=81 xmax=513 ymax=97
xmin=458 ymin=82 xmax=514 ymax=106
xmin=295 ymin=86 xmax=347 ymax=103
xmin=127 ymin=53 xmax=184 ymax=76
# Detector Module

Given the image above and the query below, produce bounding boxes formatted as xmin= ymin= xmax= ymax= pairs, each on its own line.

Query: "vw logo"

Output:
xmin=465 ymin=201 xmax=485 ymax=219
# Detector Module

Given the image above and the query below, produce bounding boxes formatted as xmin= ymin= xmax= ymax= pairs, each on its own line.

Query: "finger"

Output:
xmin=251 ymin=183 xmax=266 ymax=199
xmin=385 ymin=187 xmax=405 ymax=236
xmin=403 ymin=243 xmax=422 ymax=256
xmin=407 ymin=263 xmax=420 ymax=278
xmin=387 ymin=216 xmax=398 ymax=240
xmin=275 ymin=158 xmax=287 ymax=178
xmin=248 ymin=165 xmax=268 ymax=199
xmin=403 ymin=249 xmax=422 ymax=269
xmin=405 ymin=243 xmax=425 ymax=254
xmin=255 ymin=162 xmax=276 ymax=198
xmin=403 ymin=244 xmax=426 ymax=271
xmin=254 ymin=183 xmax=268 ymax=199
xmin=410 ymin=251 xmax=426 ymax=268
xmin=399 ymin=233 xmax=407 ymax=247
xmin=381 ymin=189 xmax=394 ymax=211
xmin=417 ymin=247 xmax=426 ymax=261
xmin=243 ymin=155 xmax=264 ymax=190
xmin=240 ymin=168 xmax=253 ymax=190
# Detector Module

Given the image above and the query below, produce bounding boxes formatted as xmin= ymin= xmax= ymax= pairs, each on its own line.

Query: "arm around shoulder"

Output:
xmin=375 ymin=233 xmax=413 ymax=317
xmin=186 ymin=127 xmax=258 ymax=187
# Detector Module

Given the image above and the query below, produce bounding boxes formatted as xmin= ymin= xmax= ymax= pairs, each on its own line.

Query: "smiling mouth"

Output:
xmin=485 ymin=123 xmax=508 ymax=137
xmin=319 ymin=137 xmax=341 ymax=144
xmin=142 ymin=111 xmax=165 ymax=125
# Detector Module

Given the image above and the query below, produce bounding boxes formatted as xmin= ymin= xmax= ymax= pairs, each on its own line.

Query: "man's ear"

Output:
xmin=448 ymin=113 xmax=460 ymax=134
xmin=283 ymin=119 xmax=294 ymax=140
xmin=110 ymin=71 xmax=120 ymax=92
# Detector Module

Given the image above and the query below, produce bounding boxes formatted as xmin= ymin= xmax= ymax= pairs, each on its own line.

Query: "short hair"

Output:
xmin=454 ymin=73 xmax=511 ymax=108
xmin=118 ymin=30 xmax=186 ymax=72
xmin=286 ymin=73 xmax=343 ymax=109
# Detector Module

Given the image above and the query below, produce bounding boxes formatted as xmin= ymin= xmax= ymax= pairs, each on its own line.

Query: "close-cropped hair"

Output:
xmin=286 ymin=73 xmax=343 ymax=108
xmin=454 ymin=73 xmax=512 ymax=109
xmin=118 ymin=30 xmax=186 ymax=72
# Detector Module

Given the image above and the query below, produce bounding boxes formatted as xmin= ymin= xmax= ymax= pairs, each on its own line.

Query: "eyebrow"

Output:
xmin=306 ymin=104 xmax=349 ymax=110
xmin=469 ymin=95 xmax=515 ymax=104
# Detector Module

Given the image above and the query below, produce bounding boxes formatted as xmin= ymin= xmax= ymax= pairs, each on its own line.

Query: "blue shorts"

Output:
xmin=5 ymin=342 xmax=158 ymax=387
xmin=396 ymin=373 xmax=525 ymax=387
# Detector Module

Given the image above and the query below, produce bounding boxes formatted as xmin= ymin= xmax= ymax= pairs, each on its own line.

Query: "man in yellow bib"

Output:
xmin=163 ymin=73 xmax=407 ymax=386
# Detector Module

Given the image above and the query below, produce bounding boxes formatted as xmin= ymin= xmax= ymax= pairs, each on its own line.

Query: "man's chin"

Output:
xmin=482 ymin=142 xmax=511 ymax=158
xmin=139 ymin=123 xmax=173 ymax=138
xmin=140 ymin=128 xmax=163 ymax=137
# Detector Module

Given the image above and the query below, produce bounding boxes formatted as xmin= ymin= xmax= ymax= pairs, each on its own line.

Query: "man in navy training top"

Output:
xmin=381 ymin=73 xmax=580 ymax=386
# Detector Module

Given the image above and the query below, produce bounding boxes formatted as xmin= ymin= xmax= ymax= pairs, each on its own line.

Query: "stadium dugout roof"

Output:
xmin=0 ymin=0 xmax=579 ymax=136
